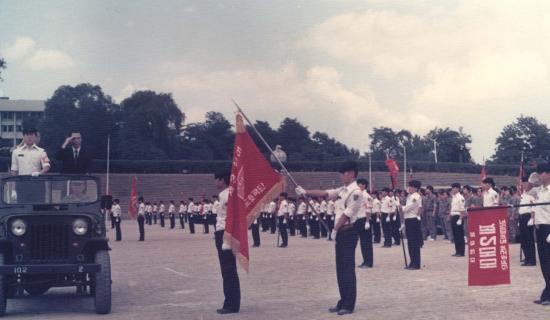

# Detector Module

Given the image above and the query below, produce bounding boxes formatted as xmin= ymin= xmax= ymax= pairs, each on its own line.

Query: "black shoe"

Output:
xmin=216 ymin=308 xmax=238 ymax=314
xmin=533 ymin=300 xmax=550 ymax=305
xmin=521 ymin=262 xmax=536 ymax=266
xmin=452 ymin=254 xmax=465 ymax=257
xmin=337 ymin=309 xmax=353 ymax=315
xmin=278 ymin=244 xmax=287 ymax=248
xmin=328 ymin=307 xmax=340 ymax=313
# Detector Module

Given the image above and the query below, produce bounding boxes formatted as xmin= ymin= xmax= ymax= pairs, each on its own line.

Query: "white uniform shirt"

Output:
xmin=153 ymin=205 xmax=158 ymax=213
xmin=112 ymin=204 xmax=121 ymax=217
xmin=289 ymin=202 xmax=296 ymax=216
xmin=138 ymin=203 xmax=145 ymax=216
xmin=364 ymin=191 xmax=373 ymax=214
xmin=178 ymin=204 xmax=186 ymax=214
xmin=277 ymin=199 xmax=288 ymax=217
xmin=216 ymin=188 xmax=229 ymax=230
xmin=11 ymin=144 xmax=51 ymax=175
xmin=320 ymin=200 xmax=327 ymax=213
xmin=168 ymin=203 xmax=175 ymax=214
xmin=334 ymin=198 xmax=345 ymax=221
xmin=535 ymin=185 xmax=550 ymax=225
xmin=327 ymin=200 xmax=335 ymax=216
xmin=297 ymin=202 xmax=307 ymax=214
xmin=145 ymin=204 xmax=152 ymax=213
xmin=402 ymin=192 xmax=423 ymax=219
xmin=450 ymin=193 xmax=466 ymax=216
xmin=519 ymin=193 xmax=535 ymax=215
xmin=325 ymin=181 xmax=362 ymax=224
xmin=381 ymin=196 xmax=396 ymax=213
xmin=159 ymin=204 xmax=165 ymax=213
xmin=483 ymin=188 xmax=500 ymax=207
xmin=212 ymin=200 xmax=220 ymax=214
xmin=187 ymin=202 xmax=194 ymax=214
xmin=373 ymin=198 xmax=382 ymax=213
xmin=268 ymin=201 xmax=276 ymax=214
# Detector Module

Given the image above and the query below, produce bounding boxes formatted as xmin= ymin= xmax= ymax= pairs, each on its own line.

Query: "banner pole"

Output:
xmin=233 ymin=100 xmax=329 ymax=233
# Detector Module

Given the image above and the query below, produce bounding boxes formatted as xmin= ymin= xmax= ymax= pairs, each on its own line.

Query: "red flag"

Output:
xmin=128 ymin=176 xmax=138 ymax=219
xmin=224 ymin=114 xmax=284 ymax=272
xmin=467 ymin=207 xmax=510 ymax=286
xmin=385 ymin=159 xmax=399 ymax=189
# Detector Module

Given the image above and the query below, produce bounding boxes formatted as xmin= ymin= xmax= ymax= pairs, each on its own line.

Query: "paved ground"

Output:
xmin=4 ymin=222 xmax=549 ymax=320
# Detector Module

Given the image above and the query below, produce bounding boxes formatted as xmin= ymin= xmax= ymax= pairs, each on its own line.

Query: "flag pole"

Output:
xmin=106 ymin=135 xmax=111 ymax=195
xmin=232 ymin=100 xmax=329 ymax=233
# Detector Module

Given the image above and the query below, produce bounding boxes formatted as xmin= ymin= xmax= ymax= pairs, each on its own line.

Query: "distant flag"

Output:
xmin=128 ymin=176 xmax=138 ymax=219
xmin=385 ymin=158 xmax=399 ymax=189
xmin=224 ymin=114 xmax=284 ymax=272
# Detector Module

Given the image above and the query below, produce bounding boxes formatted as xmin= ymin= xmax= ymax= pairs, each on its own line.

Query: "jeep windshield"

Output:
xmin=2 ymin=176 xmax=99 ymax=205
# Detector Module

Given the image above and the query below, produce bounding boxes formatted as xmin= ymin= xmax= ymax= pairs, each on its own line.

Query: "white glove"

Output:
xmin=457 ymin=218 xmax=463 ymax=226
xmin=331 ymin=216 xmax=335 ymax=221
xmin=546 ymin=234 xmax=550 ymax=244
xmin=399 ymin=224 xmax=405 ymax=232
xmin=315 ymin=217 xmax=319 ymax=221
xmin=386 ymin=216 xmax=390 ymax=222
xmin=365 ymin=222 xmax=371 ymax=230
xmin=416 ymin=216 xmax=421 ymax=221
xmin=392 ymin=215 xmax=397 ymax=221
xmin=253 ymin=219 xmax=258 ymax=225
xmin=376 ymin=218 xmax=380 ymax=223
xmin=283 ymin=219 xmax=287 ymax=224
xmin=31 ymin=172 xmax=40 ymax=177
xmin=221 ymin=242 xmax=231 ymax=251
xmin=302 ymin=216 xmax=306 ymax=220
xmin=295 ymin=186 xmax=307 ymax=197
xmin=528 ymin=218 xmax=534 ymax=226
xmin=331 ymin=230 xmax=337 ymax=239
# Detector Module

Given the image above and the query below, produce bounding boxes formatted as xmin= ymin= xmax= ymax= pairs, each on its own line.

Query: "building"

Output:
xmin=0 ymin=97 xmax=45 ymax=147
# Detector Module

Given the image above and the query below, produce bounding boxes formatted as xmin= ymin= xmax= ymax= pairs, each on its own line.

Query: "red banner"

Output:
xmin=128 ymin=176 xmax=138 ymax=219
xmin=467 ymin=207 xmax=510 ymax=286
xmin=385 ymin=159 xmax=399 ymax=188
xmin=224 ymin=114 xmax=284 ymax=272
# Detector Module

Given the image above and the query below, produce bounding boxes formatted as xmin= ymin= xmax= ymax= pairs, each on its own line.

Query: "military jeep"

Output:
xmin=0 ymin=175 xmax=111 ymax=316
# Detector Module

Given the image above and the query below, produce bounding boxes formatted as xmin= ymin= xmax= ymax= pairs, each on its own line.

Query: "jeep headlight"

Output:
xmin=11 ymin=219 xmax=26 ymax=237
xmin=72 ymin=219 xmax=88 ymax=236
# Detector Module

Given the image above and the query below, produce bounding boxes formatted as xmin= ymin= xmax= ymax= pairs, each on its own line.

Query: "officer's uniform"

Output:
xmin=178 ymin=202 xmax=186 ymax=229
xmin=203 ymin=202 xmax=211 ymax=234
xmin=326 ymin=181 xmax=361 ymax=312
xmin=112 ymin=203 xmax=122 ymax=241
xmin=289 ymin=201 xmax=296 ymax=236
xmin=153 ymin=204 xmax=158 ymax=224
xmin=508 ymin=194 xmax=520 ymax=243
xmin=450 ymin=192 xmax=466 ymax=256
xmin=312 ymin=200 xmax=321 ymax=239
xmin=535 ymin=183 xmax=550 ymax=303
xmin=483 ymin=188 xmax=500 ymax=207
xmin=261 ymin=203 xmax=269 ymax=232
xmin=11 ymin=143 xmax=51 ymax=202
xmin=381 ymin=195 xmax=395 ymax=247
xmin=391 ymin=196 xmax=402 ymax=245
xmin=354 ymin=190 xmax=373 ymax=267
xmin=268 ymin=201 xmax=277 ymax=234
xmin=215 ymin=187 xmax=240 ymax=313
xmin=145 ymin=203 xmax=153 ymax=225
xmin=519 ymin=192 xmax=536 ymax=265
xmin=372 ymin=197 xmax=382 ymax=243
xmin=187 ymin=201 xmax=195 ymax=233
xmin=297 ymin=200 xmax=307 ymax=237
xmin=137 ymin=202 xmax=146 ymax=241
xmin=168 ymin=202 xmax=176 ymax=229
xmin=158 ymin=203 xmax=166 ymax=227
xmin=277 ymin=199 xmax=289 ymax=247
xmin=402 ymin=192 xmax=422 ymax=269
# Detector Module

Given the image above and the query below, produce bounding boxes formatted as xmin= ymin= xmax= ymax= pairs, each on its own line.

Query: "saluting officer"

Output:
xmin=450 ymin=183 xmax=466 ymax=257
xmin=112 ymin=199 xmax=122 ymax=241
xmin=296 ymin=161 xmax=362 ymax=315
xmin=137 ymin=197 xmax=146 ymax=241
xmin=401 ymin=180 xmax=423 ymax=270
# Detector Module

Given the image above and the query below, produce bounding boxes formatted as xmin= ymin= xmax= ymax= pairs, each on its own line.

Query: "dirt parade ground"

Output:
xmin=4 ymin=222 xmax=549 ymax=320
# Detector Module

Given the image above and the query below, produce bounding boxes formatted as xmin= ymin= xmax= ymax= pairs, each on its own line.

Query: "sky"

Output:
xmin=2 ymin=0 xmax=550 ymax=163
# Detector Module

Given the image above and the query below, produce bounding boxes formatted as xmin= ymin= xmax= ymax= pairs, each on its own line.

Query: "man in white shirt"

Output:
xmin=288 ymin=198 xmax=297 ymax=237
xmin=137 ymin=197 xmax=146 ymax=241
xmin=534 ymin=163 xmax=550 ymax=305
xmin=327 ymin=199 xmax=336 ymax=241
xmin=297 ymin=198 xmax=307 ymax=237
xmin=214 ymin=169 xmax=240 ymax=314
xmin=178 ymin=201 xmax=187 ymax=230
xmin=277 ymin=192 xmax=289 ymax=248
xmin=112 ymin=199 xmax=122 ymax=241
xmin=159 ymin=201 xmax=166 ymax=228
xmin=519 ymin=177 xmax=536 ymax=266
xmin=268 ymin=200 xmax=277 ymax=234
xmin=380 ymin=188 xmax=395 ymax=247
xmin=450 ymin=183 xmax=466 ymax=257
xmin=168 ymin=200 xmax=176 ymax=229
xmin=402 ymin=180 xmax=423 ymax=269
xmin=372 ymin=192 xmax=382 ymax=243
xmin=187 ymin=198 xmax=195 ymax=234
xmin=296 ymin=161 xmax=362 ymax=315
xmin=320 ymin=199 xmax=328 ymax=238
xmin=482 ymin=178 xmax=500 ymax=207
xmin=356 ymin=179 xmax=373 ymax=268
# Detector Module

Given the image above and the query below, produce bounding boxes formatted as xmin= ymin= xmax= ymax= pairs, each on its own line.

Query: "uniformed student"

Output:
xmin=380 ymin=188 xmax=394 ymax=247
xmin=482 ymin=178 xmax=500 ymax=207
xmin=112 ymin=199 xmax=122 ymax=241
xmin=390 ymin=190 xmax=402 ymax=246
xmin=449 ymin=183 xmax=466 ymax=257
xmin=212 ymin=195 xmax=220 ymax=231
xmin=159 ymin=201 xmax=166 ymax=227
xmin=169 ymin=200 xmax=176 ymax=229
xmin=137 ymin=197 xmax=146 ymax=241
xmin=401 ymin=180 xmax=423 ymax=269
xmin=371 ymin=191 xmax=382 ymax=243
xmin=179 ymin=201 xmax=186 ymax=230
xmin=288 ymin=198 xmax=296 ymax=236
xmin=297 ymin=198 xmax=307 ymax=237
xmin=251 ymin=214 xmax=261 ymax=247
xmin=213 ymin=169 xmax=240 ymax=314
xmin=327 ymin=198 xmax=336 ymax=241
xmin=311 ymin=198 xmax=322 ymax=239
xmin=533 ymin=163 xmax=550 ymax=306
xmin=145 ymin=201 xmax=153 ymax=225
xmin=268 ymin=200 xmax=277 ymax=234
xmin=203 ymin=200 xmax=211 ymax=234
xmin=261 ymin=203 xmax=269 ymax=232
xmin=187 ymin=198 xmax=195 ymax=234
xmin=356 ymin=179 xmax=373 ymax=268
xmin=153 ymin=202 xmax=158 ymax=224
xmin=519 ymin=177 xmax=536 ymax=266
xmin=277 ymin=192 xmax=289 ymax=247
xmin=320 ymin=198 xmax=328 ymax=238
xmin=296 ymin=161 xmax=362 ymax=315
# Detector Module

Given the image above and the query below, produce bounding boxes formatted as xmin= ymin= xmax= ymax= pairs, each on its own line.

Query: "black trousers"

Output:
xmin=311 ymin=217 xmax=320 ymax=239
xmin=371 ymin=214 xmax=381 ymax=243
xmin=451 ymin=215 xmax=465 ymax=256
xmin=170 ymin=214 xmax=176 ymax=229
xmin=215 ymin=230 xmax=240 ymax=312
xmin=179 ymin=214 xmax=185 ymax=229
xmin=270 ymin=215 xmax=277 ymax=234
xmin=153 ymin=213 xmax=157 ymax=224
xmin=405 ymin=218 xmax=421 ymax=268
xmin=520 ymin=214 xmax=536 ymax=265
xmin=381 ymin=213 xmax=392 ymax=246
xmin=335 ymin=227 xmax=358 ymax=311
xmin=160 ymin=214 xmax=165 ymax=227
xmin=391 ymin=214 xmax=401 ymax=245
xmin=114 ymin=217 xmax=122 ymax=241
xmin=354 ymin=218 xmax=373 ymax=267
xmin=204 ymin=216 xmax=210 ymax=234
xmin=189 ymin=214 xmax=195 ymax=234
xmin=298 ymin=215 xmax=306 ymax=237
xmin=278 ymin=216 xmax=288 ymax=246
xmin=110 ymin=214 xmax=115 ymax=229
xmin=320 ymin=214 xmax=328 ymax=237
xmin=251 ymin=220 xmax=260 ymax=246
xmin=289 ymin=216 xmax=296 ymax=236
xmin=536 ymin=225 xmax=550 ymax=302
xmin=261 ymin=214 xmax=269 ymax=232
xmin=137 ymin=215 xmax=145 ymax=241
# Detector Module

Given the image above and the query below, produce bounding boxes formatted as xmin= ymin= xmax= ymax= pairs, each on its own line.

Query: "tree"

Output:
xmin=118 ymin=91 xmax=184 ymax=159
xmin=310 ymin=132 xmax=358 ymax=161
xmin=246 ymin=120 xmax=279 ymax=155
xmin=40 ymin=83 xmax=117 ymax=160
xmin=277 ymin=118 xmax=312 ymax=161
xmin=492 ymin=115 xmax=550 ymax=164
xmin=179 ymin=112 xmax=234 ymax=160
xmin=369 ymin=127 xmax=413 ymax=160
xmin=425 ymin=127 xmax=472 ymax=163
xmin=0 ymin=58 xmax=5 ymax=81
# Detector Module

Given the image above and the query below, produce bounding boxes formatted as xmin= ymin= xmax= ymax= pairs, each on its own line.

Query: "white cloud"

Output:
xmin=25 ymin=48 xmax=75 ymax=71
xmin=1 ymin=37 xmax=36 ymax=61
xmin=115 ymin=84 xmax=150 ymax=103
